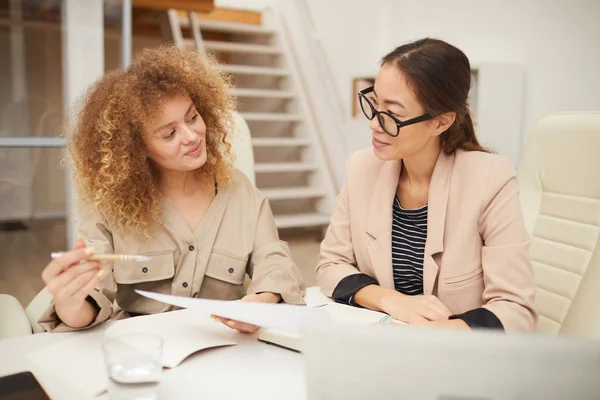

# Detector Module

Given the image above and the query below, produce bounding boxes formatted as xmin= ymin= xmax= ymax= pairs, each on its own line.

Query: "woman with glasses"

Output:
xmin=316 ymin=38 xmax=536 ymax=331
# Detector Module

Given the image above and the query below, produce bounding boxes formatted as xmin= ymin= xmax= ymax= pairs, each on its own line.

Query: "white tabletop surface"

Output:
xmin=0 ymin=319 xmax=306 ymax=399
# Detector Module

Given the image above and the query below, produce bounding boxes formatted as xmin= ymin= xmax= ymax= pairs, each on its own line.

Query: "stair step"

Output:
xmin=251 ymin=138 xmax=311 ymax=147
xmin=179 ymin=17 xmax=275 ymax=35
xmin=254 ymin=162 xmax=317 ymax=173
xmin=218 ymin=64 xmax=289 ymax=77
xmin=275 ymin=213 xmax=331 ymax=229
xmin=232 ymin=88 xmax=295 ymax=99
xmin=262 ymin=187 xmax=325 ymax=200
xmin=241 ymin=112 xmax=303 ymax=122
xmin=204 ymin=40 xmax=281 ymax=55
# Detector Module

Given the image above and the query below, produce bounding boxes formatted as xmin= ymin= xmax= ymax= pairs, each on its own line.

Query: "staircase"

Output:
xmin=165 ymin=9 xmax=337 ymax=231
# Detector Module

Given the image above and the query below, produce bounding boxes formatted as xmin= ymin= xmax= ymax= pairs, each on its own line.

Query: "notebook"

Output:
xmin=258 ymin=298 xmax=404 ymax=352
xmin=104 ymin=308 xmax=238 ymax=368
xmin=29 ymin=309 xmax=237 ymax=396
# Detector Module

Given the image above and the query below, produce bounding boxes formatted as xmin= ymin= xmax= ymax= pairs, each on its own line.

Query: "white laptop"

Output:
xmin=302 ymin=322 xmax=600 ymax=400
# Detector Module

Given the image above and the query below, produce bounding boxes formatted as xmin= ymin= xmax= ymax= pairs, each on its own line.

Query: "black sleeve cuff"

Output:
xmin=449 ymin=308 xmax=504 ymax=330
xmin=332 ymin=274 xmax=379 ymax=305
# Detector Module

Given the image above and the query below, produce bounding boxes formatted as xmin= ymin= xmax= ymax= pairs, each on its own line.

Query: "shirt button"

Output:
xmin=228 ymin=268 xmax=234 ymax=274
xmin=142 ymin=267 xmax=148 ymax=273
xmin=182 ymin=282 xmax=189 ymax=288
xmin=189 ymin=245 xmax=195 ymax=251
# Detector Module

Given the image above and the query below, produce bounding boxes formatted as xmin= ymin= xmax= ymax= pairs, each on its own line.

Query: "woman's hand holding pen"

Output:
xmin=41 ymin=237 xmax=104 ymax=328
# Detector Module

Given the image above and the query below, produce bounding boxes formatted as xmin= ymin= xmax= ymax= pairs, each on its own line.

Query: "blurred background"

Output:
xmin=1 ymin=0 xmax=599 ymax=307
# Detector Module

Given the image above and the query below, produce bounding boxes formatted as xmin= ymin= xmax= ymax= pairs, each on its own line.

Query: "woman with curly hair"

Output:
xmin=38 ymin=45 xmax=305 ymax=333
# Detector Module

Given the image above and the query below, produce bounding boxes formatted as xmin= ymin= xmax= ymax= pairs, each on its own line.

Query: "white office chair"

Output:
xmin=517 ymin=111 xmax=600 ymax=338
xmin=0 ymin=112 xmax=255 ymax=339
xmin=230 ymin=111 xmax=256 ymax=185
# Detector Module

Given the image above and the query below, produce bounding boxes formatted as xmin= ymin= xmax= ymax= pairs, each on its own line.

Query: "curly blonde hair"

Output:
xmin=69 ymin=45 xmax=235 ymax=234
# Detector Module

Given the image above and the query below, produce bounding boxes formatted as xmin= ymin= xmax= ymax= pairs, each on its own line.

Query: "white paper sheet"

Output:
xmin=303 ymin=286 xmax=334 ymax=308
xmin=136 ymin=290 xmax=329 ymax=334
xmin=104 ymin=309 xmax=237 ymax=368
xmin=29 ymin=309 xmax=240 ymax=396
xmin=323 ymin=302 xmax=390 ymax=324
xmin=28 ymin=328 xmax=108 ymax=397
xmin=303 ymin=287 xmax=404 ymax=324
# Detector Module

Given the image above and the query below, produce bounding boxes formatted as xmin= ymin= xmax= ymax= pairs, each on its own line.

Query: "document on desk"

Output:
xmin=104 ymin=309 xmax=238 ymax=368
xmin=303 ymin=286 xmax=333 ymax=307
xmin=257 ymin=303 xmax=404 ymax=352
xmin=28 ymin=309 xmax=238 ymax=396
xmin=135 ymin=290 xmax=400 ymax=354
xmin=323 ymin=302 xmax=405 ymax=324
xmin=28 ymin=328 xmax=108 ymax=396
xmin=136 ymin=290 xmax=329 ymax=334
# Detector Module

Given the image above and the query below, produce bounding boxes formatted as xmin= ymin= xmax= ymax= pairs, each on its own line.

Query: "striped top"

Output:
xmin=392 ymin=196 xmax=427 ymax=295
xmin=332 ymin=195 xmax=503 ymax=329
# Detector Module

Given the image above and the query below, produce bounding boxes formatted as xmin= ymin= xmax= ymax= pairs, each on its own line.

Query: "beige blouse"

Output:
xmin=39 ymin=169 xmax=306 ymax=332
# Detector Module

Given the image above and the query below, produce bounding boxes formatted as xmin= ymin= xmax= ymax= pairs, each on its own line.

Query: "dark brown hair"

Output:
xmin=381 ymin=38 xmax=489 ymax=154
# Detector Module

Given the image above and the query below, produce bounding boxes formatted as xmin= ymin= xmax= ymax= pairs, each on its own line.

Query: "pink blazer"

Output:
xmin=316 ymin=148 xmax=537 ymax=331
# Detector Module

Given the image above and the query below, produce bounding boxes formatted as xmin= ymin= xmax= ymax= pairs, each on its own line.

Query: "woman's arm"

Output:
xmin=476 ymin=156 xmax=537 ymax=331
xmin=245 ymin=194 xmax=305 ymax=305
xmin=41 ymin=238 xmax=103 ymax=328
xmin=39 ymin=210 xmax=118 ymax=332
xmin=316 ymin=171 xmax=366 ymax=297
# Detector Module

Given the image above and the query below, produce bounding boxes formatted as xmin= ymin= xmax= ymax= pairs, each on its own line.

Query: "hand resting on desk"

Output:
xmin=355 ymin=285 xmax=453 ymax=324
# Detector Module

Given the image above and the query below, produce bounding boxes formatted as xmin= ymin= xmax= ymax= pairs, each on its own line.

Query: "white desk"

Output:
xmin=0 ymin=321 xmax=306 ymax=399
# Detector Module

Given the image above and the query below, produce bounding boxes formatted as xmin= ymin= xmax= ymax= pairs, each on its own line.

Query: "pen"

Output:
xmin=50 ymin=252 xmax=152 ymax=262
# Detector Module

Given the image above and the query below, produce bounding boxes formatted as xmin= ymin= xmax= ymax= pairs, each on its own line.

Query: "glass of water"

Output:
xmin=103 ymin=334 xmax=163 ymax=400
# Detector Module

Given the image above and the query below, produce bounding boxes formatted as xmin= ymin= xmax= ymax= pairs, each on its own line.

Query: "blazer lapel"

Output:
xmin=366 ymin=159 xmax=401 ymax=289
xmin=423 ymin=151 xmax=455 ymax=295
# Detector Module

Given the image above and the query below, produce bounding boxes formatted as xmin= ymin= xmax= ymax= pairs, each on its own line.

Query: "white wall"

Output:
xmin=216 ymin=0 xmax=600 ymax=165
xmin=305 ymin=0 xmax=392 ymax=155
xmin=304 ymin=0 xmax=600 ymax=161
xmin=305 ymin=0 xmax=391 ymax=117
xmin=386 ymin=0 xmax=600 ymax=159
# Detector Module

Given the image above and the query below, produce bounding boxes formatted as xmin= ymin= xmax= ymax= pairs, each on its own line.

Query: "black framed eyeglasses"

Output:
xmin=358 ymin=86 xmax=433 ymax=137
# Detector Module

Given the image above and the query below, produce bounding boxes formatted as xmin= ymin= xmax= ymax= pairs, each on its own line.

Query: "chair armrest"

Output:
xmin=26 ymin=287 xmax=53 ymax=334
xmin=0 ymin=294 xmax=32 ymax=339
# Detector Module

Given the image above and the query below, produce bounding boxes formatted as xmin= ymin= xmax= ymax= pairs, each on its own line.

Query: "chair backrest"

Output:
xmin=517 ymin=111 xmax=600 ymax=337
xmin=230 ymin=112 xmax=255 ymax=185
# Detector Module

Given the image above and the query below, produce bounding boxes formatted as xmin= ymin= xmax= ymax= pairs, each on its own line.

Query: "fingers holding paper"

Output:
xmin=211 ymin=292 xmax=282 ymax=334
xmin=211 ymin=315 xmax=260 ymax=333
